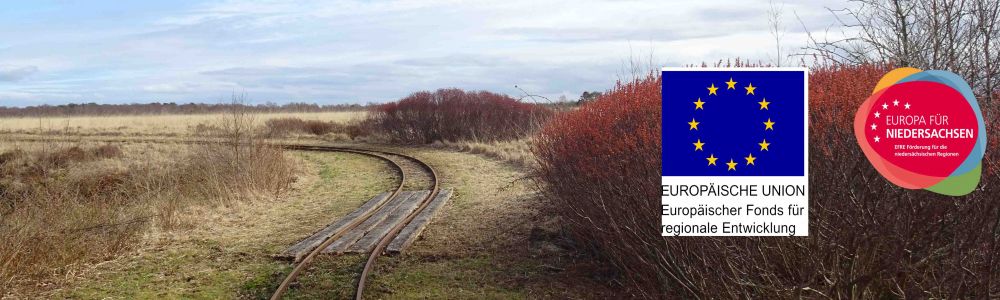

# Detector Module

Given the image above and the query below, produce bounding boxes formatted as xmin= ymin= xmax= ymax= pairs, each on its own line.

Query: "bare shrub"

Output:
xmin=532 ymin=66 xmax=1000 ymax=298
xmin=532 ymin=74 xmax=663 ymax=297
xmin=264 ymin=118 xmax=304 ymax=136
xmin=344 ymin=122 xmax=368 ymax=140
xmin=181 ymin=143 xmax=294 ymax=203
xmin=264 ymin=117 xmax=344 ymax=137
xmin=808 ymin=0 xmax=1000 ymax=109
xmin=185 ymin=93 xmax=296 ymax=203
xmin=366 ymin=88 xmax=552 ymax=144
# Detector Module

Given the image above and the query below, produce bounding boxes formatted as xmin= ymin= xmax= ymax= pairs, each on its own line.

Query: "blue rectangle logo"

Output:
xmin=662 ymin=69 xmax=807 ymax=176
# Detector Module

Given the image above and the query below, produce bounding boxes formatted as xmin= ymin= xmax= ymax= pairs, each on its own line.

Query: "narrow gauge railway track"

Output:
xmin=0 ymin=136 xmax=440 ymax=300
xmin=272 ymin=145 xmax=440 ymax=300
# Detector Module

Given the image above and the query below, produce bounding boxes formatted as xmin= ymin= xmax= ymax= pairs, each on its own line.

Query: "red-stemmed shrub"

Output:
xmin=532 ymin=65 xmax=1000 ymax=298
xmin=532 ymin=74 xmax=664 ymax=297
xmin=809 ymin=63 xmax=892 ymax=157
xmin=367 ymin=88 xmax=552 ymax=143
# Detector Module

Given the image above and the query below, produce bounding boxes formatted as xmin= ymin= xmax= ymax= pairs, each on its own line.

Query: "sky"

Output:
xmin=0 ymin=0 xmax=851 ymax=106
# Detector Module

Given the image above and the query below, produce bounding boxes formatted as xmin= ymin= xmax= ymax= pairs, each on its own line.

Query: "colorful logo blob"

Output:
xmin=854 ymin=67 xmax=987 ymax=196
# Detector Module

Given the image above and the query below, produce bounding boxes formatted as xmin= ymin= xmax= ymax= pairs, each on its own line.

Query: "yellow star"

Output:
xmin=726 ymin=159 xmax=737 ymax=171
xmin=693 ymin=98 xmax=705 ymax=110
xmin=706 ymin=154 xmax=718 ymax=166
xmin=744 ymin=153 xmax=756 ymax=165
xmin=759 ymin=139 xmax=770 ymax=151
xmin=763 ymin=118 xmax=775 ymax=130
xmin=707 ymin=83 xmax=718 ymax=95
xmin=688 ymin=118 xmax=700 ymax=130
xmin=693 ymin=139 xmax=705 ymax=151
xmin=725 ymin=77 xmax=737 ymax=89
xmin=745 ymin=83 xmax=756 ymax=95
xmin=758 ymin=98 xmax=770 ymax=110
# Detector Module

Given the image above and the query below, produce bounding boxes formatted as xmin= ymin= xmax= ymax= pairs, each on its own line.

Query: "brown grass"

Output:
xmin=429 ymin=139 xmax=536 ymax=169
xmin=0 ymin=111 xmax=364 ymax=137
xmin=0 ymin=110 xmax=296 ymax=295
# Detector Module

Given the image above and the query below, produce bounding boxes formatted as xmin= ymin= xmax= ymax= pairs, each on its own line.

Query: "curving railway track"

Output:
xmin=272 ymin=145 xmax=440 ymax=300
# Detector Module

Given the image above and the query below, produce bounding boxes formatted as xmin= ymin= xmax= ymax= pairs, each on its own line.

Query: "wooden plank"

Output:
xmin=387 ymin=189 xmax=453 ymax=254
xmin=279 ymin=192 xmax=392 ymax=261
xmin=321 ymin=191 xmax=417 ymax=254
xmin=346 ymin=190 xmax=430 ymax=253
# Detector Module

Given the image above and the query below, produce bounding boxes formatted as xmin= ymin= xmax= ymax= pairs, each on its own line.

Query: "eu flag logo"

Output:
xmin=662 ymin=69 xmax=807 ymax=176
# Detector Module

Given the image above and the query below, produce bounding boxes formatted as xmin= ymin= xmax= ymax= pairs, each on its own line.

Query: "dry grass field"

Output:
xmin=0 ymin=140 xmax=610 ymax=299
xmin=0 ymin=111 xmax=364 ymax=137
xmin=0 ymin=138 xmax=296 ymax=297
xmin=0 ymin=108 xmax=609 ymax=299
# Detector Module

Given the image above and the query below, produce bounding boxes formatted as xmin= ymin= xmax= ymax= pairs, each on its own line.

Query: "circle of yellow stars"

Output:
xmin=689 ymin=77 xmax=774 ymax=171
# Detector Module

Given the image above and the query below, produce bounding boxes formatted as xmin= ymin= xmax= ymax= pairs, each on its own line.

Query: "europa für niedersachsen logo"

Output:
xmin=661 ymin=68 xmax=809 ymax=237
xmin=854 ymin=67 xmax=987 ymax=196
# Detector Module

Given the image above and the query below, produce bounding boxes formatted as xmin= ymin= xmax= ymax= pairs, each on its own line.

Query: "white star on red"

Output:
xmin=871 ymin=123 xmax=877 ymax=130
xmin=874 ymin=112 xmax=880 ymax=118
xmin=904 ymin=102 xmax=911 ymax=109
xmin=874 ymin=136 xmax=881 ymax=142
xmin=882 ymin=103 xmax=889 ymax=109
xmin=893 ymin=99 xmax=899 ymax=106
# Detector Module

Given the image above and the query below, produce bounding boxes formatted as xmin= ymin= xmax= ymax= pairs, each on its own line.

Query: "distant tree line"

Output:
xmin=577 ymin=91 xmax=603 ymax=104
xmin=1 ymin=90 xmax=610 ymax=117
xmin=0 ymin=102 xmax=370 ymax=117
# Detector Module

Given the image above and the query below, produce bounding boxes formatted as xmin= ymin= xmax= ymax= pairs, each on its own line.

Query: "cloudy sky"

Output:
xmin=0 ymin=0 xmax=850 ymax=106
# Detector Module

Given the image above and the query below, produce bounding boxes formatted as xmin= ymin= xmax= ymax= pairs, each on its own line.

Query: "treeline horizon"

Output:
xmin=0 ymin=101 xmax=371 ymax=117
xmin=0 ymin=97 xmax=581 ymax=118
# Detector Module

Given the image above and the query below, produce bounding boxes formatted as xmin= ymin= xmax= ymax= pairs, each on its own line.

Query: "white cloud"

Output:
xmin=0 ymin=0 xmax=848 ymax=106
xmin=0 ymin=65 xmax=38 ymax=82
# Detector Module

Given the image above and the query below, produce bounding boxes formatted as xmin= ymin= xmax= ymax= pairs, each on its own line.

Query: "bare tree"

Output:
xmin=768 ymin=0 xmax=787 ymax=66
xmin=617 ymin=41 xmax=659 ymax=82
xmin=805 ymin=0 xmax=1000 ymax=110
xmin=219 ymin=92 xmax=258 ymax=171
